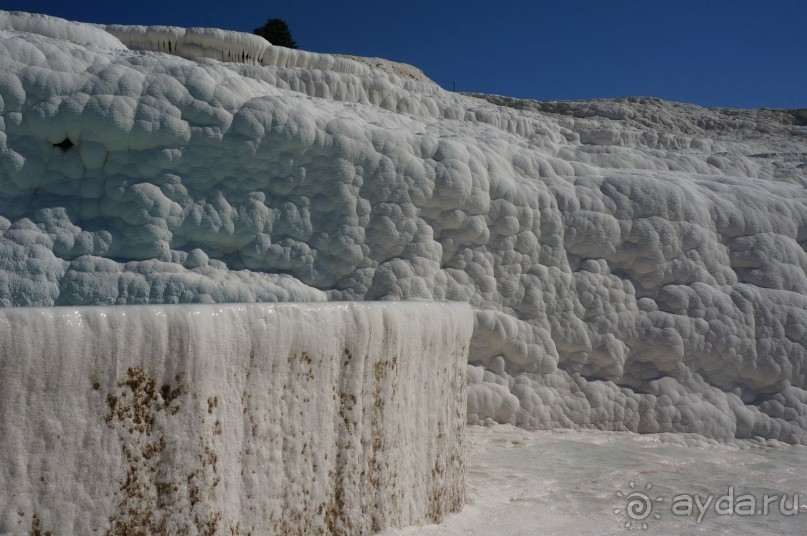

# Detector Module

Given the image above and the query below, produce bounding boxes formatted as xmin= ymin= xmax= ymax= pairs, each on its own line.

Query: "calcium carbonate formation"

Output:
xmin=1 ymin=11 xmax=807 ymax=445
xmin=0 ymin=301 xmax=471 ymax=534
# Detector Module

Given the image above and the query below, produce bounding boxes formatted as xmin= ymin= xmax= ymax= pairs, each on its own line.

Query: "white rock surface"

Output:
xmin=0 ymin=301 xmax=471 ymax=535
xmin=382 ymin=424 xmax=807 ymax=535
xmin=0 ymin=11 xmax=126 ymax=49
xmin=1 ymin=11 xmax=807 ymax=443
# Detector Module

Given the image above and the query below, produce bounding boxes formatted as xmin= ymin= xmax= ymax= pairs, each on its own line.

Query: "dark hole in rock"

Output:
xmin=54 ymin=138 xmax=74 ymax=152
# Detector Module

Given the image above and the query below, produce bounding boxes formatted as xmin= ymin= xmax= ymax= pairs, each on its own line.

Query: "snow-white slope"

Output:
xmin=1 ymin=12 xmax=807 ymax=444
xmin=0 ymin=301 xmax=471 ymax=535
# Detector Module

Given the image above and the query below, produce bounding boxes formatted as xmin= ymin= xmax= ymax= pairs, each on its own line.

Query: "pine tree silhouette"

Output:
xmin=253 ymin=19 xmax=298 ymax=49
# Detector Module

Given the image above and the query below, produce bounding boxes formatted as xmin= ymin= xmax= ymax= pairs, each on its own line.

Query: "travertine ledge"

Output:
xmin=0 ymin=301 xmax=472 ymax=535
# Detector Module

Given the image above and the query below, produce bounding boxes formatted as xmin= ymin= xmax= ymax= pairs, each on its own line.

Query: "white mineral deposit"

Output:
xmin=1 ymin=10 xmax=806 ymax=534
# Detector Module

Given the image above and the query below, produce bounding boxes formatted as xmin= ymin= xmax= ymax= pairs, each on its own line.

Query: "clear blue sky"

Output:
xmin=3 ymin=0 xmax=805 ymax=109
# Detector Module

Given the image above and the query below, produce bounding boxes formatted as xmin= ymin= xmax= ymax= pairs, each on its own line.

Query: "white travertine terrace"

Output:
xmin=102 ymin=23 xmax=434 ymax=84
xmin=0 ymin=11 xmax=126 ymax=49
xmin=0 ymin=301 xmax=471 ymax=534
xmin=1 ymin=11 xmax=807 ymax=446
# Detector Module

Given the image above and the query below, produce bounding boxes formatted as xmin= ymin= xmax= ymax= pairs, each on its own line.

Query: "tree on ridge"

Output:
xmin=253 ymin=19 xmax=298 ymax=49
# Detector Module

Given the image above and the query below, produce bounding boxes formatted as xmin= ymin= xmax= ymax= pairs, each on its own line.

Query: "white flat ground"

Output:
xmin=382 ymin=424 xmax=807 ymax=535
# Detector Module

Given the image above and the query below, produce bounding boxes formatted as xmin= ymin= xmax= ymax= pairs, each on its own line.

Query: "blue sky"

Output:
xmin=3 ymin=0 xmax=805 ymax=109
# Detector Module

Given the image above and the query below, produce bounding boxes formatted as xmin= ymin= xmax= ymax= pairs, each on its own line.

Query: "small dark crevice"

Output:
xmin=53 ymin=138 xmax=74 ymax=152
